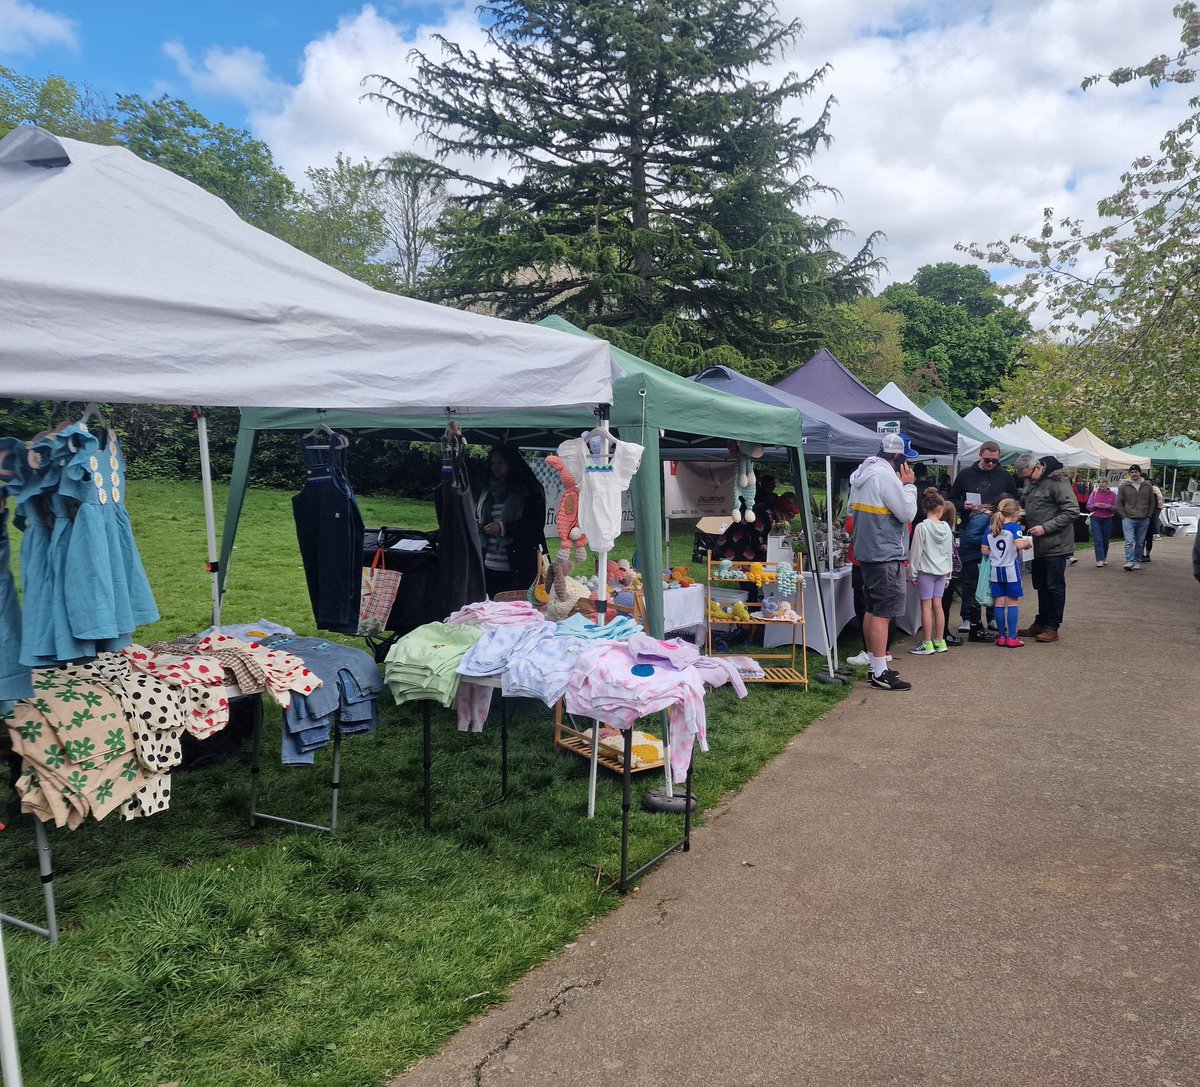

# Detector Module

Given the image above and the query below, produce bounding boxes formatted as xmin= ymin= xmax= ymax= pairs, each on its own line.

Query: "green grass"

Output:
xmin=2 ymin=480 xmax=849 ymax=1087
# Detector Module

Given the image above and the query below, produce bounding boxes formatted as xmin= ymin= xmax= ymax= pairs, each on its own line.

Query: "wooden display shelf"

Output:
xmin=553 ymin=703 xmax=664 ymax=775
xmin=705 ymin=552 xmax=808 ymax=687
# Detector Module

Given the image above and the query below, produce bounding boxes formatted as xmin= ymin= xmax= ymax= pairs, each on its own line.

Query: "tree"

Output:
xmin=879 ymin=262 xmax=1030 ymax=413
xmin=819 ymin=296 xmax=908 ymax=394
xmin=284 ymin=153 xmax=396 ymax=289
xmin=0 ymin=66 xmax=115 ymax=141
xmin=114 ymin=95 xmax=296 ymax=232
xmin=365 ymin=0 xmax=879 ymax=363
xmin=962 ymin=3 xmax=1200 ymax=440
xmin=376 ymin=152 xmax=447 ymax=291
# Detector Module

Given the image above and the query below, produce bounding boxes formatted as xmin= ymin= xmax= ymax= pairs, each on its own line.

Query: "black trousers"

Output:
xmin=1030 ymin=555 xmax=1068 ymax=630
xmin=293 ymin=459 xmax=364 ymax=634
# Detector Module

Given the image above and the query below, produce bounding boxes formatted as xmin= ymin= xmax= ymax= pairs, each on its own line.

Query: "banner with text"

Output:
xmin=663 ymin=460 xmax=735 ymax=519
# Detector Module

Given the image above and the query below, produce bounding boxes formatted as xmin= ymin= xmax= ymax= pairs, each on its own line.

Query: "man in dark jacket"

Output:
xmin=1014 ymin=453 xmax=1079 ymax=643
xmin=949 ymin=441 xmax=1019 ymax=640
xmin=1193 ymin=530 xmax=1200 ymax=585
xmin=1116 ymin=463 xmax=1157 ymax=571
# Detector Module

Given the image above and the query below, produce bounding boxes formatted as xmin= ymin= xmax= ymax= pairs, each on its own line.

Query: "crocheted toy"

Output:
xmin=708 ymin=598 xmax=731 ymax=621
xmin=775 ymin=560 xmax=797 ymax=598
xmin=731 ymin=441 xmax=764 ymax=522
xmin=730 ymin=601 xmax=752 ymax=622
xmin=606 ymin=559 xmax=620 ymax=586
xmin=545 ymin=454 xmax=588 ymax=562
xmin=717 ymin=558 xmax=735 ymax=579
xmin=760 ymin=598 xmax=779 ymax=619
xmin=747 ymin=562 xmax=775 ymax=589
xmin=670 ymin=565 xmax=695 ymax=587
xmin=768 ymin=600 xmax=799 ymax=622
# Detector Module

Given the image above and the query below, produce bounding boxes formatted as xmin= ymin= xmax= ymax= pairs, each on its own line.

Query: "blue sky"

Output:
xmin=1 ymin=0 xmax=1191 ymax=290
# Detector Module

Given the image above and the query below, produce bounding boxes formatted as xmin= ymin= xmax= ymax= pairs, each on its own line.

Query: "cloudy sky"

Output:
xmin=1 ymin=0 xmax=1191 ymax=295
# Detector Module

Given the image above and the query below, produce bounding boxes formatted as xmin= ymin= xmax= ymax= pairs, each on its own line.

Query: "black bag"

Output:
xmin=362 ymin=527 xmax=443 ymax=635
xmin=693 ymin=529 xmax=719 ymax=563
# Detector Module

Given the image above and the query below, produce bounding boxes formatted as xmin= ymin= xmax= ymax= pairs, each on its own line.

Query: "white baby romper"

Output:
xmin=555 ymin=436 xmax=644 ymax=551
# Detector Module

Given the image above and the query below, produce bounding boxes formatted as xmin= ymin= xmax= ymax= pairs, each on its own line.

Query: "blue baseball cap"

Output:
xmin=880 ymin=432 xmax=919 ymax=458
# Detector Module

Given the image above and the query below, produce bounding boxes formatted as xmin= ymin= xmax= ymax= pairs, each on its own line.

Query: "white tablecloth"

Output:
xmin=763 ymin=567 xmax=854 ymax=655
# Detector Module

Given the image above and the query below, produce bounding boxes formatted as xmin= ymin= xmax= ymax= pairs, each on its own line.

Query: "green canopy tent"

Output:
xmin=922 ymin=397 xmax=1025 ymax=465
xmin=1121 ymin=435 xmax=1200 ymax=498
xmin=219 ymin=317 xmax=824 ymax=656
xmin=1121 ymin=435 xmax=1200 ymax=468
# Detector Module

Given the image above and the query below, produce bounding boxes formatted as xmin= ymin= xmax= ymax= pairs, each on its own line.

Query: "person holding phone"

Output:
xmin=848 ymin=433 xmax=919 ymax=691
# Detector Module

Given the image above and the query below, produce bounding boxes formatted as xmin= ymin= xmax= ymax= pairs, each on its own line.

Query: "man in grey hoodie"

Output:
xmin=1013 ymin=453 xmax=1079 ymax=643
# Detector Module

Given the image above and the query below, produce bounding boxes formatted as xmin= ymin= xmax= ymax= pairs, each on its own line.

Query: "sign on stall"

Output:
xmin=662 ymin=461 xmax=735 ymax=519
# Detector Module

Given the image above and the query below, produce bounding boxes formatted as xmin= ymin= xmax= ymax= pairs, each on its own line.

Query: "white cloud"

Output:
xmin=249 ymin=3 xmax=491 ymax=181
xmin=163 ymin=40 xmax=288 ymax=110
xmin=0 ymin=0 xmax=77 ymax=54
xmin=239 ymin=0 xmax=1191 ymax=295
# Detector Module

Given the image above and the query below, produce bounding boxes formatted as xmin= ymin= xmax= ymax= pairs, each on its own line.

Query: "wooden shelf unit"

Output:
xmin=705 ymin=552 xmax=808 ymax=686
xmin=553 ymin=701 xmax=665 ymax=774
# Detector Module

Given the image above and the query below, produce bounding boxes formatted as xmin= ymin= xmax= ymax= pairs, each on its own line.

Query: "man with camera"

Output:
xmin=848 ymin=433 xmax=919 ymax=691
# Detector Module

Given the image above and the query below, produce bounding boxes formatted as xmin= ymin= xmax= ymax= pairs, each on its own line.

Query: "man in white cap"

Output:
xmin=848 ymin=433 xmax=919 ymax=690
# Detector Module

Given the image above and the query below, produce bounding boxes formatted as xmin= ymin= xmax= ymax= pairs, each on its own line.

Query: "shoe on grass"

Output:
xmin=909 ymin=641 xmax=935 ymax=655
xmin=869 ymin=668 xmax=912 ymax=691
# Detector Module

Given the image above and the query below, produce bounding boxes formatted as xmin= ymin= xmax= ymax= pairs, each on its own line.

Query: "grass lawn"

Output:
xmin=2 ymin=480 xmax=850 ymax=1087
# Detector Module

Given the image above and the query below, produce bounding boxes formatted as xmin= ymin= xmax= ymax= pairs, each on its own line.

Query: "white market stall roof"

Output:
xmin=876 ymin=382 xmax=981 ymax=464
xmin=992 ymin=416 xmax=1102 ymax=469
xmin=1065 ymin=428 xmax=1152 ymax=470
xmin=0 ymin=127 xmax=612 ymax=413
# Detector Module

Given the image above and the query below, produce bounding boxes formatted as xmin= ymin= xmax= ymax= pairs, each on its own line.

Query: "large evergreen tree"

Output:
xmin=366 ymin=0 xmax=878 ymax=364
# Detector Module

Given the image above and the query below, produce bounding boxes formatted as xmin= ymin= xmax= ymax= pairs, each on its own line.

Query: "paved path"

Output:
xmin=393 ymin=538 xmax=1200 ymax=1087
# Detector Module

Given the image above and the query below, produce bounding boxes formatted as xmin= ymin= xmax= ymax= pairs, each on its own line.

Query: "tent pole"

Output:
xmin=0 ymin=923 xmax=23 ymax=1087
xmin=194 ymin=408 xmax=221 ymax=627
xmin=826 ymin=455 xmax=838 ymax=670
xmin=790 ymin=447 xmax=839 ymax=685
xmin=1171 ymin=467 xmax=1177 ymax=501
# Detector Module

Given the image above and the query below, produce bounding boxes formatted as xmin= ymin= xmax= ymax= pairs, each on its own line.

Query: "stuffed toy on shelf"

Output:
xmin=731 ymin=441 xmax=764 ymax=522
xmin=669 ymin=565 xmax=695 ymax=587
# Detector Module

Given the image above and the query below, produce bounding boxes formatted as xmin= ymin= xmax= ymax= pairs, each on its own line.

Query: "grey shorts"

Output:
xmin=860 ymin=561 xmax=906 ymax=618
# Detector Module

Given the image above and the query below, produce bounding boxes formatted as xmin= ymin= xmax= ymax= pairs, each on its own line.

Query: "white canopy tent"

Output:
xmin=992 ymin=416 xmax=1101 ymax=469
xmin=0 ymin=127 xmax=615 ymax=1087
xmin=1065 ymin=428 xmax=1151 ymax=471
xmin=876 ymin=382 xmax=980 ymax=464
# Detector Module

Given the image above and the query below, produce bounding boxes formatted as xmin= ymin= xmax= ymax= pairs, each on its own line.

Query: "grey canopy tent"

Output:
xmin=774 ymin=349 xmax=959 ymax=457
xmin=222 ymin=317 xmax=827 ymax=651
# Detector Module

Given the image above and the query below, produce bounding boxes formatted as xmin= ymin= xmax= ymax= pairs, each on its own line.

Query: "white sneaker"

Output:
xmin=1133 ymin=563 xmax=1142 ymax=570
xmin=1123 ymin=562 xmax=1133 ymax=570
xmin=957 ymin=621 xmax=971 ymax=633
xmin=1096 ymin=561 xmax=1104 ymax=567
xmin=1068 ymin=556 xmax=1078 ymax=565
xmin=845 ymin=651 xmax=870 ymax=667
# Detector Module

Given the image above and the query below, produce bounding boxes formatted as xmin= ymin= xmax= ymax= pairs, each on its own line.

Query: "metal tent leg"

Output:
xmin=249 ymin=700 xmax=340 ymax=835
xmin=0 ymin=922 xmax=23 ymax=1087
xmin=0 ymin=818 xmax=58 ymax=943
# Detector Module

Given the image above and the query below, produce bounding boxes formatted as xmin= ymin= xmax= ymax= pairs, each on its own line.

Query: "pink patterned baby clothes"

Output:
xmin=452 ymin=680 xmax=495 ymax=733
xmin=192 ymin=632 xmax=320 ymax=710
xmin=445 ymin=600 xmax=545 ymax=627
xmin=627 ymin=634 xmax=700 ymax=671
xmin=122 ymin=644 xmax=231 ymax=739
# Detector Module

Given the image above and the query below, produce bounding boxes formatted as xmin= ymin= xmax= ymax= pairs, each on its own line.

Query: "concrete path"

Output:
xmin=393 ymin=538 xmax=1200 ymax=1087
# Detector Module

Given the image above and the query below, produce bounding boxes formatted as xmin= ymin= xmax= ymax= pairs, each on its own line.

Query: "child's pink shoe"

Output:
xmin=1006 ymin=636 xmax=1025 ymax=648
xmin=995 ymin=636 xmax=1010 ymax=648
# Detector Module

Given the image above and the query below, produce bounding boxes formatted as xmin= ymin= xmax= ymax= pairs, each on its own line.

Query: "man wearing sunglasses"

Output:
xmin=949 ymin=442 xmax=1020 ymax=641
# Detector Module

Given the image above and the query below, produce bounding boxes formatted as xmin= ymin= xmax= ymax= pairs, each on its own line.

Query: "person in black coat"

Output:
xmin=476 ymin=444 xmax=546 ymax=597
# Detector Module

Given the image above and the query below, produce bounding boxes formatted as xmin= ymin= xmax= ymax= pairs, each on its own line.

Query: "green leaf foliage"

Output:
xmin=879 ymin=262 xmax=1030 ymax=414
xmin=365 ymin=0 xmax=880 ymax=363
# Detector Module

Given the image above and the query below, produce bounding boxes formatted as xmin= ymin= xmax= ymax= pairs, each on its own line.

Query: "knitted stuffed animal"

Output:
xmin=775 ymin=560 xmax=797 ymax=599
xmin=747 ymin=562 xmax=775 ymax=589
xmin=730 ymin=601 xmax=753 ymax=623
xmin=670 ymin=565 xmax=695 ymax=587
xmin=545 ymin=454 xmax=589 ymax=562
xmin=731 ymin=441 xmax=764 ymax=522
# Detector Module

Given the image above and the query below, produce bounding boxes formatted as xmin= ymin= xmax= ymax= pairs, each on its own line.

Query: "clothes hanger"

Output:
xmin=301 ymin=416 xmax=337 ymax=450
